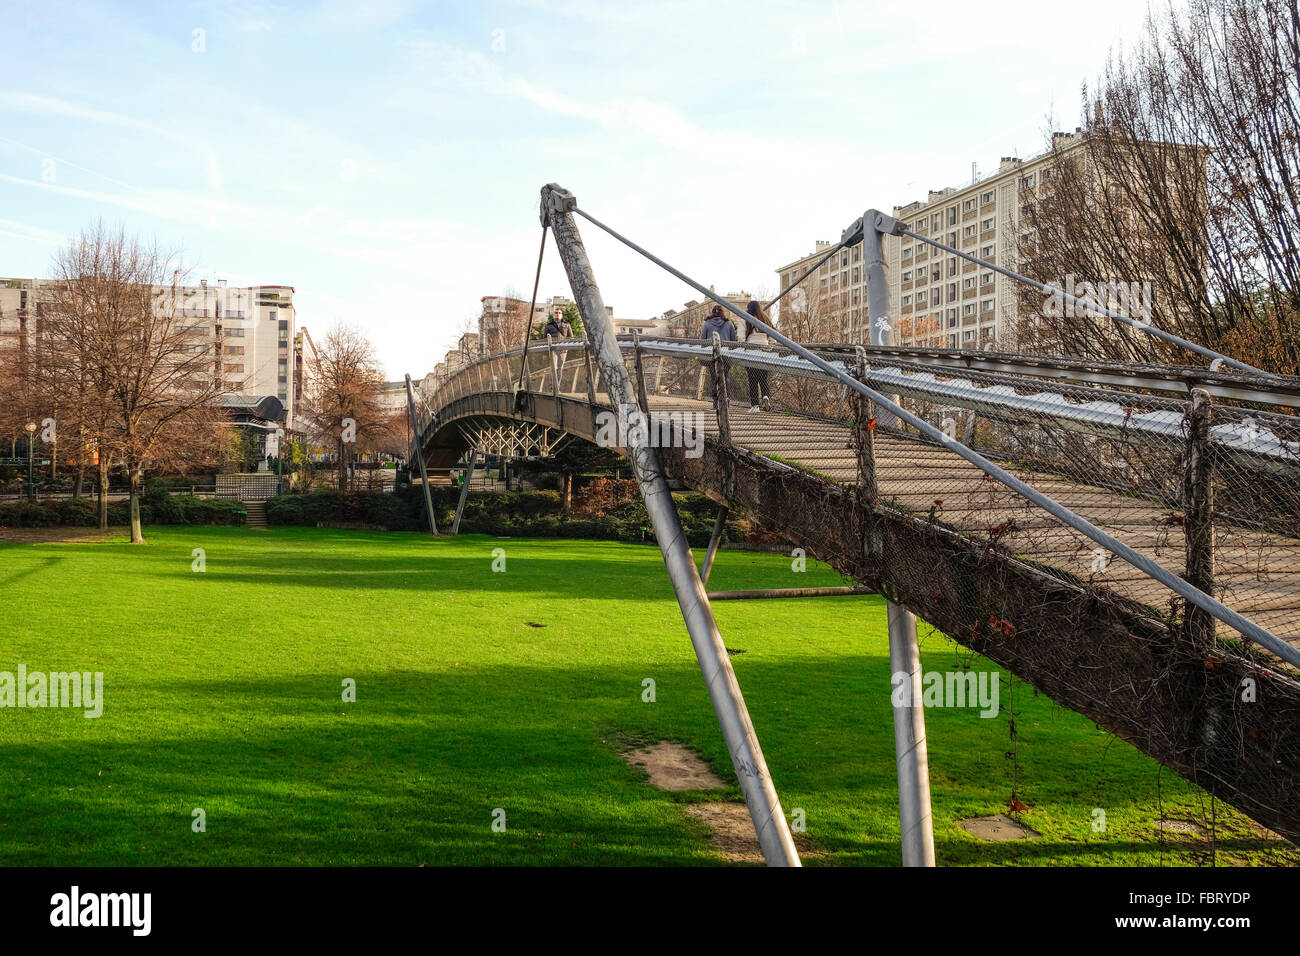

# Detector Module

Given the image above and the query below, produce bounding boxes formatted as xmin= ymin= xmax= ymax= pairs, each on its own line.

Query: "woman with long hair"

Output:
xmin=743 ymin=299 xmax=772 ymax=412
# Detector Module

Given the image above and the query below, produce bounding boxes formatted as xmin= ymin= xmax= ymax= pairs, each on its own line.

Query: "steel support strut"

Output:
xmin=542 ymin=183 xmax=801 ymax=866
xmin=887 ymin=603 xmax=936 ymax=866
xmin=452 ymin=450 xmax=476 ymax=535
xmin=405 ymin=374 xmax=438 ymax=535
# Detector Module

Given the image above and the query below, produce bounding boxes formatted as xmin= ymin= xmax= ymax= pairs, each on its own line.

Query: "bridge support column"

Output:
xmin=887 ymin=601 xmax=935 ymax=866
xmin=863 ymin=209 xmax=902 ymax=429
xmin=543 ymin=182 xmax=801 ymax=867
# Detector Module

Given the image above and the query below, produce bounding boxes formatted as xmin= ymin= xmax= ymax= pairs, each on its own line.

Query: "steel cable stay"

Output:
xmin=513 ymin=223 xmax=551 ymax=400
xmin=562 ymin=198 xmax=1300 ymax=668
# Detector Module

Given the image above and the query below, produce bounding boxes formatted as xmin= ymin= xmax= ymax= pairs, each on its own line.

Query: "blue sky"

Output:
xmin=0 ymin=0 xmax=1155 ymax=375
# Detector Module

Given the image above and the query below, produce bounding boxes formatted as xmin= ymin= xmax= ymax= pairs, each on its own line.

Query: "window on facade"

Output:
xmin=982 ymin=218 xmax=995 ymax=230
xmin=982 ymin=191 xmax=995 ymax=203
xmin=981 ymin=299 xmax=994 ymax=312
xmin=224 ymin=363 xmax=244 ymax=373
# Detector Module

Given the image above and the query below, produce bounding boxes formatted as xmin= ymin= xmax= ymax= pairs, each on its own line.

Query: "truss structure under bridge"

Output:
xmin=457 ymin=420 xmax=569 ymax=460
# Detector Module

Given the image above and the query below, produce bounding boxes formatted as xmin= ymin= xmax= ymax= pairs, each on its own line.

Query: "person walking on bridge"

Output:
xmin=743 ymin=299 xmax=772 ymax=413
xmin=699 ymin=303 xmax=736 ymax=344
xmin=543 ymin=308 xmax=565 ymax=339
xmin=699 ymin=304 xmax=736 ymax=401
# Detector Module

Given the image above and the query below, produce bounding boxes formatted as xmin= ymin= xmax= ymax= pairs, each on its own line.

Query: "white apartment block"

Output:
xmin=777 ymin=132 xmax=1083 ymax=350
xmin=0 ymin=276 xmax=304 ymax=427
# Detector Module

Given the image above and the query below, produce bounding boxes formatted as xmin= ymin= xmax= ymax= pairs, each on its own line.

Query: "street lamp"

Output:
xmin=24 ymin=421 xmax=36 ymax=501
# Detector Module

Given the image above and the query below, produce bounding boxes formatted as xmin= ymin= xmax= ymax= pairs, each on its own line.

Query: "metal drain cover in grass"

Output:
xmin=960 ymin=814 xmax=1041 ymax=841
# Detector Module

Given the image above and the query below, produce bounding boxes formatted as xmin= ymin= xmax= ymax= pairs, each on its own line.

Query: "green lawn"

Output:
xmin=0 ymin=526 xmax=1291 ymax=866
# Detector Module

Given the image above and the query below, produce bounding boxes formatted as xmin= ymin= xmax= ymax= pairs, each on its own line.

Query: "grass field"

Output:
xmin=0 ymin=526 xmax=1292 ymax=866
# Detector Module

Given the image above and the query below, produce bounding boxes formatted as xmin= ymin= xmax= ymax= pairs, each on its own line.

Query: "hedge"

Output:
xmin=0 ymin=486 xmax=754 ymax=547
xmin=0 ymin=495 xmax=244 ymax=528
xmin=263 ymin=487 xmax=736 ymax=546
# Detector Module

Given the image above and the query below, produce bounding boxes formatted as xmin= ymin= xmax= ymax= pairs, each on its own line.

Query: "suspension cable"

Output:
xmin=903 ymin=228 xmax=1268 ymax=377
xmin=514 ymin=224 xmax=550 ymax=393
xmin=567 ymin=201 xmax=1297 ymax=665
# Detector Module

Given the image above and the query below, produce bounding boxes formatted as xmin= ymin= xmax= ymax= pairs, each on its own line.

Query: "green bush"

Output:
xmin=0 ymin=493 xmax=243 ymax=528
xmin=56 ymin=498 xmax=97 ymax=527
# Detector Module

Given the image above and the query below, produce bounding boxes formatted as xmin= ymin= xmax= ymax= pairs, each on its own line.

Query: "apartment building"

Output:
xmin=0 ymin=276 xmax=304 ymax=426
xmin=655 ymin=289 xmax=755 ymax=339
xmin=292 ymin=325 xmax=318 ymax=421
xmin=776 ymin=131 xmax=1086 ymax=349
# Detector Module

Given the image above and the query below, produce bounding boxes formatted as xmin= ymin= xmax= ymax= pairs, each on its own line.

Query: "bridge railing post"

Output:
xmin=547 ymin=334 xmax=560 ymax=397
xmin=1183 ymin=387 xmax=1216 ymax=645
xmin=852 ymin=346 xmax=878 ymax=503
xmin=633 ymin=332 xmax=651 ymax=414
xmin=583 ymin=344 xmax=598 ymax=406
xmin=711 ymin=332 xmax=731 ymax=448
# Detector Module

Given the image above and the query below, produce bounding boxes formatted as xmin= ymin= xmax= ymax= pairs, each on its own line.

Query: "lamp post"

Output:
xmin=24 ymin=421 xmax=36 ymax=500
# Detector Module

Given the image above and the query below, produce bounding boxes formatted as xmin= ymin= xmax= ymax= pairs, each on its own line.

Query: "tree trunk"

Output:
xmin=129 ymin=465 xmax=144 ymax=543
xmin=563 ymin=472 xmax=573 ymax=514
xmin=72 ymin=462 xmax=84 ymax=499
xmin=97 ymin=459 xmax=108 ymax=529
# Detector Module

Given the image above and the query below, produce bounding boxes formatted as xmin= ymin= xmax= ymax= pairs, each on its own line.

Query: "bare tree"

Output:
xmin=479 ymin=291 xmax=532 ymax=356
xmin=301 ymin=323 xmax=387 ymax=491
xmin=41 ymin=223 xmax=226 ymax=541
xmin=1018 ymin=0 xmax=1300 ymax=372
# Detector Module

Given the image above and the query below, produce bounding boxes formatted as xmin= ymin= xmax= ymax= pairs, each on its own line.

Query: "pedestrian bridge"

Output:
xmin=407 ymin=185 xmax=1300 ymax=863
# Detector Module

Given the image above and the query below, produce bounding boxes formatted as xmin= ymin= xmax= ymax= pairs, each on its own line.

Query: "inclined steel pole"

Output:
xmin=405 ymin=374 xmax=438 ymax=535
xmin=542 ymin=183 xmax=800 ymax=867
xmin=864 ymin=210 xmax=935 ymax=866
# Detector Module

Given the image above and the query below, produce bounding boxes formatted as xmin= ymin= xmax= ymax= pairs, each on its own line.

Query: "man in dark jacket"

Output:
xmin=543 ymin=309 xmax=564 ymax=339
